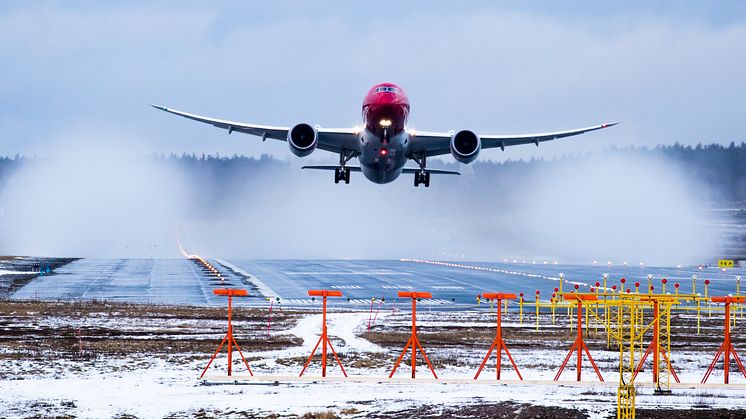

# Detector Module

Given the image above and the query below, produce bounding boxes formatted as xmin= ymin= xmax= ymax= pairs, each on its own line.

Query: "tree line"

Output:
xmin=0 ymin=142 xmax=743 ymax=203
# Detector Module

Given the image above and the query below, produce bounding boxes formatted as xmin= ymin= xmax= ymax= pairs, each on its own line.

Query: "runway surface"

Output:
xmin=11 ymin=258 xmax=745 ymax=308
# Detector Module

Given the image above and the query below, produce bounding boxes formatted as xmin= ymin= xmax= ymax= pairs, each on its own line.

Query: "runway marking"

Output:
xmin=419 ymin=299 xmax=454 ymax=305
xmin=215 ymin=259 xmax=280 ymax=298
xmin=283 ymin=271 xmax=412 ymax=276
xmin=400 ymin=259 xmax=591 ymax=287
xmin=382 ymin=285 xmax=412 ymax=289
xmin=432 ymin=285 xmax=464 ymax=290
xmin=280 ymin=298 xmax=390 ymax=305
xmin=330 ymin=285 xmax=363 ymax=289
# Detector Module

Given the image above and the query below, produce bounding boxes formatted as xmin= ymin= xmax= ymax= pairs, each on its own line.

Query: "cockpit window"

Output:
xmin=375 ymin=86 xmax=398 ymax=93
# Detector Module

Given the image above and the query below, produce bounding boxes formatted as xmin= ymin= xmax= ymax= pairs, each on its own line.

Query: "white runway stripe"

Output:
xmin=283 ymin=271 xmax=412 ymax=276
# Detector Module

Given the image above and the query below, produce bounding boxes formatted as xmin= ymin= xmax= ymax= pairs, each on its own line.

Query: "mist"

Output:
xmin=171 ymin=150 xmax=719 ymax=266
xmin=0 ymin=136 xmax=189 ymax=258
xmin=0 ymin=139 xmax=721 ymax=265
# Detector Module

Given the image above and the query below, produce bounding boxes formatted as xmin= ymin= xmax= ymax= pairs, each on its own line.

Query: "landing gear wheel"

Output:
xmin=335 ymin=167 xmax=350 ymax=184
xmin=414 ymin=172 xmax=430 ymax=187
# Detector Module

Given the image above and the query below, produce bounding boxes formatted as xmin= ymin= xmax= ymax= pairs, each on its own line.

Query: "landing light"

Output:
xmin=380 ymin=119 xmax=392 ymax=128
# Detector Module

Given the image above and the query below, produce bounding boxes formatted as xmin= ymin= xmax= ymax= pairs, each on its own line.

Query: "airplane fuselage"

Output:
xmin=358 ymin=83 xmax=411 ymax=184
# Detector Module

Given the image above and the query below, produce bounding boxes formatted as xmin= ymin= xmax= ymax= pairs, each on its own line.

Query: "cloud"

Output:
xmin=0 ymin=2 xmax=745 ymax=161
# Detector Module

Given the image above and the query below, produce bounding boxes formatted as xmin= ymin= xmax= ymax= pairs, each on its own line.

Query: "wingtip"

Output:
xmin=149 ymin=103 xmax=168 ymax=111
xmin=602 ymin=121 xmax=621 ymax=128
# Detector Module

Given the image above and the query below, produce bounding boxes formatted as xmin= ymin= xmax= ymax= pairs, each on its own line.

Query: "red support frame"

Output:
xmin=389 ymin=291 xmax=438 ymax=379
xmin=632 ymin=297 xmax=680 ymax=385
xmin=299 ymin=290 xmax=348 ymax=378
xmin=474 ymin=292 xmax=523 ymax=380
xmin=200 ymin=288 xmax=253 ymax=378
xmin=554 ymin=294 xmax=604 ymax=382
xmin=702 ymin=296 xmax=746 ymax=384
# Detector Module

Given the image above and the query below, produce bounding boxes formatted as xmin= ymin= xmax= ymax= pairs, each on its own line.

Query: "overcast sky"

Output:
xmin=1 ymin=1 xmax=745 ymax=161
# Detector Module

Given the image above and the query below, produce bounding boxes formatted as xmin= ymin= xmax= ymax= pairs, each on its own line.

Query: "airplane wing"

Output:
xmin=408 ymin=122 xmax=619 ymax=157
xmin=149 ymin=105 xmax=359 ymax=154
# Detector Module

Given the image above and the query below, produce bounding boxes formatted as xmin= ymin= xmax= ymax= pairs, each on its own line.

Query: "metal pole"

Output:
xmin=227 ymin=295 xmax=233 ymax=376
xmin=322 ymin=295 xmax=328 ymax=377
xmin=412 ymin=297 xmax=417 ymax=378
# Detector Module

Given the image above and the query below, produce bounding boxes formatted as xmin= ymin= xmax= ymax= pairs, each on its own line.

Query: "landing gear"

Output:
xmin=412 ymin=153 xmax=430 ymax=188
xmin=414 ymin=171 xmax=430 ymax=187
xmin=334 ymin=167 xmax=350 ymax=184
xmin=334 ymin=150 xmax=353 ymax=184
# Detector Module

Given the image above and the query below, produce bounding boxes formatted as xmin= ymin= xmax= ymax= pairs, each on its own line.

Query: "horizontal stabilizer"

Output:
xmin=302 ymin=165 xmax=362 ymax=172
xmin=402 ymin=168 xmax=460 ymax=175
xmin=302 ymin=166 xmax=459 ymax=175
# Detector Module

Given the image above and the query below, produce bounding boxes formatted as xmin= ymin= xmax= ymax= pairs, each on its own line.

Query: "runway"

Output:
xmin=10 ymin=258 xmax=744 ymax=308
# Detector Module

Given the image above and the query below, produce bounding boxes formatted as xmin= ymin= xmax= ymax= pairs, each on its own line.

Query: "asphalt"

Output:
xmin=10 ymin=258 xmax=745 ymax=309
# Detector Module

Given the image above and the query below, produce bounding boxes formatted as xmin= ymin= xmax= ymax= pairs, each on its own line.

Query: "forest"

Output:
xmin=0 ymin=142 xmax=743 ymax=204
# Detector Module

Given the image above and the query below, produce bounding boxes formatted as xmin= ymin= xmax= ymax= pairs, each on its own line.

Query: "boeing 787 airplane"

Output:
xmin=152 ymin=82 xmax=617 ymax=187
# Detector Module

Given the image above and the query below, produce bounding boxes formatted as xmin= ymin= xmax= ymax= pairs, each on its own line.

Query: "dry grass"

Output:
xmin=0 ymin=299 xmax=304 ymax=365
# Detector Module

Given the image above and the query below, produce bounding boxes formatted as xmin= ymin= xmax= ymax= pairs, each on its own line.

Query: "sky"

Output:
xmin=1 ymin=1 xmax=745 ymax=161
xmin=0 ymin=1 xmax=741 ymax=263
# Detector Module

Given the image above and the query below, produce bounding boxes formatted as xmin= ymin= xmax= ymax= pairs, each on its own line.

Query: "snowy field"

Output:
xmin=1 ymin=298 xmax=745 ymax=418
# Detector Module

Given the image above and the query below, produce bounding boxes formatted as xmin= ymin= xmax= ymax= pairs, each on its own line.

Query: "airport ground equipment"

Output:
xmin=299 ymin=290 xmax=348 ymax=378
xmin=200 ymin=288 xmax=253 ymax=379
xmin=701 ymin=296 xmax=746 ymax=384
xmin=617 ymin=295 xmax=642 ymax=419
xmin=632 ymin=295 xmax=680 ymax=391
xmin=554 ymin=293 xmax=604 ymax=382
xmin=474 ymin=292 xmax=523 ymax=380
xmin=389 ymin=291 xmax=438 ymax=379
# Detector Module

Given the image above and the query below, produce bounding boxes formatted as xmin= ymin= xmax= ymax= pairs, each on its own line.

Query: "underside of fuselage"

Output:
xmin=358 ymin=129 xmax=409 ymax=184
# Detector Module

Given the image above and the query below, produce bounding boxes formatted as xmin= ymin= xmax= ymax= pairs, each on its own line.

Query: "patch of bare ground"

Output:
xmin=634 ymin=409 xmax=746 ymax=419
xmin=359 ymin=310 xmax=744 ymax=354
xmin=170 ymin=408 xmax=342 ymax=418
xmin=368 ymin=401 xmax=588 ymax=418
xmin=0 ymin=299 xmax=304 ymax=371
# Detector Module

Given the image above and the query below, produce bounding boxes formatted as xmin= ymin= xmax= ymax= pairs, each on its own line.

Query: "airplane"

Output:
xmin=151 ymin=82 xmax=618 ymax=187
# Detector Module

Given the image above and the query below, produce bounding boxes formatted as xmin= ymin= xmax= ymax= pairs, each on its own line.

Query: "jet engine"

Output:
xmin=450 ymin=130 xmax=481 ymax=164
xmin=287 ymin=123 xmax=318 ymax=157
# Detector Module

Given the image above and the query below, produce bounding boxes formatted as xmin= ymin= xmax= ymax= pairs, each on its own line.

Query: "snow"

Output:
xmin=2 ymin=309 xmax=746 ymax=418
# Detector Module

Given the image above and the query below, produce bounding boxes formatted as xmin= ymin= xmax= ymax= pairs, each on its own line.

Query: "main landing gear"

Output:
xmin=334 ymin=150 xmax=353 ymax=184
xmin=414 ymin=171 xmax=430 ymax=187
xmin=413 ymin=153 xmax=430 ymax=188
xmin=334 ymin=167 xmax=350 ymax=184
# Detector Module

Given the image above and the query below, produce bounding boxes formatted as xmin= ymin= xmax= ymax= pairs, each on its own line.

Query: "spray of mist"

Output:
xmin=0 ymin=138 xmax=188 ymax=258
xmin=0 ymin=141 xmax=721 ymax=265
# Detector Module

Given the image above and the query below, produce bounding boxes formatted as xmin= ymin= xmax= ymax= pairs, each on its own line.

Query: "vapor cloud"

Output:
xmin=0 ymin=136 xmax=188 ymax=258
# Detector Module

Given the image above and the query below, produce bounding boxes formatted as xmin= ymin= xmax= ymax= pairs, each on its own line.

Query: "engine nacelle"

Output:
xmin=287 ymin=123 xmax=318 ymax=157
xmin=450 ymin=130 xmax=481 ymax=164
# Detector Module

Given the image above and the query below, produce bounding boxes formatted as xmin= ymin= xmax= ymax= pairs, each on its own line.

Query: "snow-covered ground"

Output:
xmin=1 ymin=306 xmax=745 ymax=418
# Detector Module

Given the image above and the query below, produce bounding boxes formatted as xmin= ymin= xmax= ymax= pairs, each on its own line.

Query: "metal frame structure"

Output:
xmin=299 ymin=290 xmax=348 ymax=378
xmin=389 ymin=291 xmax=438 ymax=379
xmin=474 ymin=292 xmax=523 ymax=380
xmin=200 ymin=288 xmax=253 ymax=379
